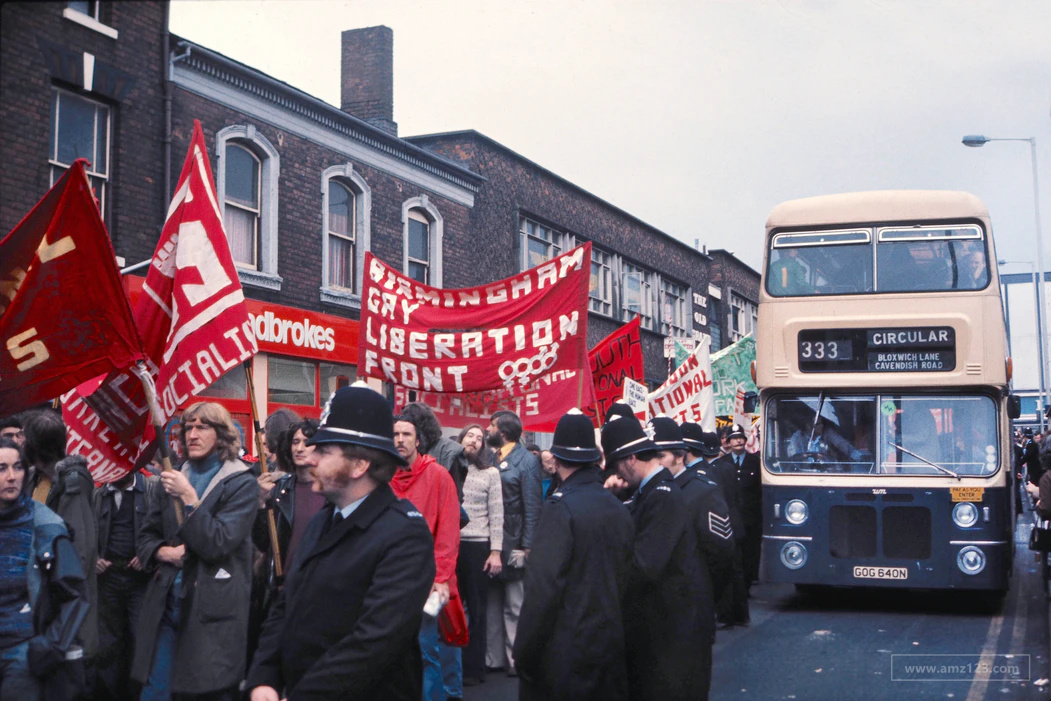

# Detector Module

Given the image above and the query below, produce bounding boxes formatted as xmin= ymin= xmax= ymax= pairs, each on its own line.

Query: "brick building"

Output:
xmin=707 ymin=248 xmax=762 ymax=352
xmin=407 ymin=130 xmax=724 ymax=385
xmin=2 ymin=2 xmax=760 ymax=425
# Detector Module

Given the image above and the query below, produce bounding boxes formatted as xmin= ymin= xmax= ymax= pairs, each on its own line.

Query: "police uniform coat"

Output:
xmin=623 ymin=468 xmax=713 ymax=701
xmin=246 ymin=483 xmax=436 ymax=700
xmin=673 ymin=468 xmax=735 ymax=598
xmin=693 ymin=457 xmax=745 ymax=542
xmin=131 ymin=459 xmax=257 ymax=694
xmin=717 ymin=451 xmax=762 ymax=583
xmin=513 ymin=467 xmax=635 ymax=701
xmin=495 ymin=442 xmax=543 ymax=581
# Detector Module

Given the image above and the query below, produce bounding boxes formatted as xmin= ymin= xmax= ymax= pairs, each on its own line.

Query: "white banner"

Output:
xmin=647 ymin=335 xmax=716 ymax=430
xmin=621 ymin=377 xmax=649 ymax=422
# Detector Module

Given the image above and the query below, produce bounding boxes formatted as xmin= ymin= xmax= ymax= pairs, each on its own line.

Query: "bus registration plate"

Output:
xmin=853 ymin=566 xmax=908 ymax=580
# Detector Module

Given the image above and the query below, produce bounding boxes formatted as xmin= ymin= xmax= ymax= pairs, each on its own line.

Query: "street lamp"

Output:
xmin=964 ymin=134 xmax=1048 ymax=430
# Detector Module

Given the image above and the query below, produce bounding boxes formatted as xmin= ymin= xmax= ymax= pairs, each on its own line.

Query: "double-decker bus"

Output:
xmin=757 ymin=190 xmax=1020 ymax=592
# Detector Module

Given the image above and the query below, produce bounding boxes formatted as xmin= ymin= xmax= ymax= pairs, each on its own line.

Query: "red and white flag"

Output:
xmin=66 ymin=121 xmax=258 ymax=481
xmin=0 ymin=160 xmax=144 ymax=414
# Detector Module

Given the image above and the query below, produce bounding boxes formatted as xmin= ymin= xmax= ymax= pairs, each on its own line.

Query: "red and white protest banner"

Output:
xmin=584 ymin=316 xmax=643 ymax=426
xmin=65 ymin=121 xmax=257 ymax=481
xmin=647 ymin=335 xmax=716 ymax=430
xmin=732 ymin=384 xmax=760 ymax=453
xmin=395 ymin=367 xmax=595 ymax=433
xmin=359 ymin=244 xmax=592 ymax=395
xmin=1 ymin=160 xmax=144 ymax=414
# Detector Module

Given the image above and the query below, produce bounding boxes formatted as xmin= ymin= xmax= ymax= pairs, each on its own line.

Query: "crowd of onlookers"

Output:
xmin=0 ymin=397 xmax=762 ymax=701
xmin=1019 ymin=427 xmax=1051 ymax=518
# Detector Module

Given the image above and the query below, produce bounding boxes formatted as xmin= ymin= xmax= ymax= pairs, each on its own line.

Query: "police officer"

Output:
xmin=601 ymin=414 xmax=712 ymax=701
xmin=648 ymin=417 xmax=733 ymax=620
xmin=246 ymin=383 xmax=436 ymax=700
xmin=681 ymin=424 xmax=750 ymax=627
xmin=513 ymin=409 xmax=635 ymax=701
xmin=717 ymin=423 xmax=762 ymax=588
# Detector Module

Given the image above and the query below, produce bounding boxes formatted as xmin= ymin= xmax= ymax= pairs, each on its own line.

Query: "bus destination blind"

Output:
xmin=797 ymin=326 xmax=955 ymax=373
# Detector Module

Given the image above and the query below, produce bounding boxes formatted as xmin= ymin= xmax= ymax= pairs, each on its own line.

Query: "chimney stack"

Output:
xmin=341 ymin=26 xmax=397 ymax=136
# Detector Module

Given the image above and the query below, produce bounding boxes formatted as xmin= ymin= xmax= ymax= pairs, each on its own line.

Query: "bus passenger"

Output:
xmin=768 ymin=248 xmax=811 ymax=295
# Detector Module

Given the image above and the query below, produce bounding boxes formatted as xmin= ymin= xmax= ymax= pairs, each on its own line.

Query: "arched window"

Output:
xmin=321 ymin=164 xmax=371 ymax=308
xmin=223 ymin=143 xmax=260 ymax=268
xmin=216 ymin=124 xmax=281 ymax=290
xmin=402 ymin=196 xmax=443 ymax=287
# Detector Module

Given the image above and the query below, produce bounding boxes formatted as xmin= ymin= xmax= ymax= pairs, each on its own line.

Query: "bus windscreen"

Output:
xmin=765 ymin=393 xmax=998 ymax=476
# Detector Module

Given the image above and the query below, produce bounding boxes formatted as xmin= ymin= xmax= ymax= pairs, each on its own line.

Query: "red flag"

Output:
xmin=0 ymin=160 xmax=143 ymax=413
xmin=584 ymin=316 xmax=644 ymax=426
xmin=359 ymin=244 xmax=592 ymax=394
xmin=66 ymin=121 xmax=258 ymax=481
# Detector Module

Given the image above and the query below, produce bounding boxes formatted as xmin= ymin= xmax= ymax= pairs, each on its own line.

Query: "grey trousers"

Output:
xmin=485 ymin=578 xmax=523 ymax=670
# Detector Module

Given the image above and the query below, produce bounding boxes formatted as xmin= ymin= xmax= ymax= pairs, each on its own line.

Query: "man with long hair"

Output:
xmin=132 ymin=402 xmax=257 ymax=700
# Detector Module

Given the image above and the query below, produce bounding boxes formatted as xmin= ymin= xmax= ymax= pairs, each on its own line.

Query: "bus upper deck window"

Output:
xmin=876 ymin=225 xmax=987 ymax=293
xmin=767 ymin=229 xmax=872 ymax=297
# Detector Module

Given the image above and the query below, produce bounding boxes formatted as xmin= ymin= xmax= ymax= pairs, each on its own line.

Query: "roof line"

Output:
xmin=170 ymin=35 xmax=486 ymax=188
xmin=406 ymin=128 xmax=713 ymax=260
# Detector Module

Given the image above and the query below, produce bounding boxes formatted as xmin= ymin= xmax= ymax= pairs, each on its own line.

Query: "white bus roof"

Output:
xmin=767 ymin=190 xmax=989 ymax=230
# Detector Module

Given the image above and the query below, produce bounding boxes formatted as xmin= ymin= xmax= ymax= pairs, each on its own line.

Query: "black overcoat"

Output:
xmin=623 ymin=468 xmax=713 ymax=701
xmin=131 ymin=459 xmax=257 ymax=694
xmin=246 ymin=484 xmax=435 ymax=701
xmin=513 ymin=467 xmax=635 ymax=701
xmin=673 ymin=468 xmax=735 ymax=597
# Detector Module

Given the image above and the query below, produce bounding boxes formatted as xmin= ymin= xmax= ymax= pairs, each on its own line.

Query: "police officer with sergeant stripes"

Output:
xmin=648 ymin=416 xmax=734 ymax=621
xmin=681 ymin=423 xmax=750 ymax=627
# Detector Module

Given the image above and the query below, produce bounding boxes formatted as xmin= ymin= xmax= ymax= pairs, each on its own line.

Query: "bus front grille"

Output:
xmin=882 ymin=507 xmax=931 ymax=559
xmin=829 ymin=505 xmax=877 ymax=558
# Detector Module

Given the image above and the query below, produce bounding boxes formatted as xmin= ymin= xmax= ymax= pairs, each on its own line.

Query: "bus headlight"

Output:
xmin=952 ymin=502 xmax=978 ymax=528
xmin=956 ymin=546 xmax=986 ymax=575
xmin=780 ymin=541 xmax=808 ymax=570
xmin=785 ymin=499 xmax=809 ymax=525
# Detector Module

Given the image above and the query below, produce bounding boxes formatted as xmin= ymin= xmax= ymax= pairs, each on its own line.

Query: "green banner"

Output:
xmin=711 ymin=334 xmax=756 ymax=417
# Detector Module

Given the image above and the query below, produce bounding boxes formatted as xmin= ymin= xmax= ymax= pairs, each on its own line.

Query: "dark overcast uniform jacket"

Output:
xmin=673 ymin=468 xmax=735 ymax=600
xmin=513 ymin=467 xmax=635 ymax=701
xmin=246 ymin=484 xmax=435 ymax=701
xmin=623 ymin=468 xmax=713 ymax=701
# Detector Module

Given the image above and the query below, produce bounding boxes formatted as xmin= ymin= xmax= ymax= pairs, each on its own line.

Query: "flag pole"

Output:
xmin=132 ymin=362 xmax=185 ymax=525
xmin=244 ymin=360 xmax=284 ymax=578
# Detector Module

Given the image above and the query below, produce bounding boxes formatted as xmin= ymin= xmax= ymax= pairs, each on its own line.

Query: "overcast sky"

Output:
xmin=169 ymin=0 xmax=1050 ymax=273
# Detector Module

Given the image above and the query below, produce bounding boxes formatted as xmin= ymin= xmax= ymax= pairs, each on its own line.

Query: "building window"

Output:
xmin=709 ymin=298 xmax=723 ymax=350
xmin=224 ymin=144 xmax=260 ymax=269
xmin=660 ymin=279 xmax=688 ymax=336
xmin=67 ymin=1 xmax=99 ymax=19
xmin=327 ymin=181 xmax=355 ymax=289
xmin=730 ymin=293 xmax=757 ymax=342
xmin=320 ymin=164 xmax=370 ymax=309
xmin=49 ymin=88 xmax=109 ymax=219
xmin=268 ymin=357 xmax=317 ymax=407
xmin=402 ymin=196 xmax=443 ymax=287
xmin=589 ymin=247 xmax=613 ymax=316
xmin=622 ymin=262 xmax=655 ymax=330
xmin=407 ymin=213 xmax=430 ymax=284
xmin=216 ymin=125 xmax=281 ymax=290
xmin=320 ymin=362 xmax=356 ymax=406
xmin=520 ymin=217 xmax=566 ymax=271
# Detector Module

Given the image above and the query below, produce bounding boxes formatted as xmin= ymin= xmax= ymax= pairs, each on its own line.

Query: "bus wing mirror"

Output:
xmin=743 ymin=391 xmax=759 ymax=414
xmin=1007 ymin=395 xmax=1021 ymax=420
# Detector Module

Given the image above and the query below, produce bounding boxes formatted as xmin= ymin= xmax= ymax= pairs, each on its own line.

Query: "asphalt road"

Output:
xmin=465 ymin=516 xmax=1050 ymax=701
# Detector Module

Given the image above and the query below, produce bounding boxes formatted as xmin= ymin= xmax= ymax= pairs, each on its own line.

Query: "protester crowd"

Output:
xmin=0 ymin=394 xmax=765 ymax=701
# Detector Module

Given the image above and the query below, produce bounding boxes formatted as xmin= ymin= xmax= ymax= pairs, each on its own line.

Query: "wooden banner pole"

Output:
xmin=244 ymin=360 xmax=284 ymax=578
xmin=131 ymin=363 xmax=184 ymax=525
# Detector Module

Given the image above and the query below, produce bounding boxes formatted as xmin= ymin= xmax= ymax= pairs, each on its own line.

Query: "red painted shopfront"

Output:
xmin=124 ymin=276 xmax=359 ymax=457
